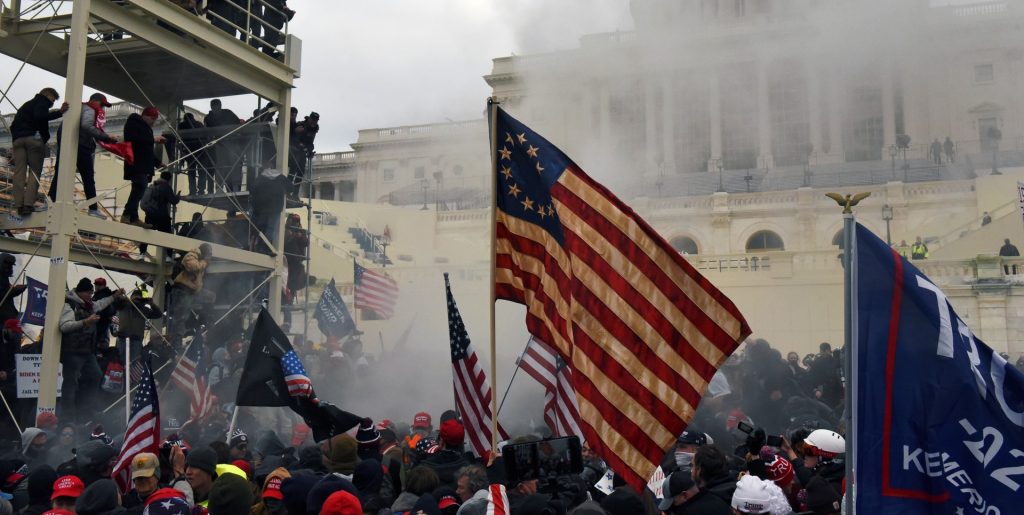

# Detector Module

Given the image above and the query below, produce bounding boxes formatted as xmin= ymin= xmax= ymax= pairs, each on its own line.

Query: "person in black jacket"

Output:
xmin=91 ymin=277 xmax=126 ymax=351
xmin=0 ymin=254 xmax=26 ymax=326
xmin=250 ymin=167 xmax=290 ymax=253
xmin=205 ymin=99 xmax=243 ymax=192
xmin=178 ymin=113 xmax=213 ymax=195
xmin=122 ymin=107 xmax=165 ymax=228
xmin=139 ymin=171 xmax=180 ymax=257
xmin=11 ymin=88 xmax=68 ymax=215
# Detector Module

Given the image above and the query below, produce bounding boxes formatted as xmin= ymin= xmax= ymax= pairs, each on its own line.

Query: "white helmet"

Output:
xmin=804 ymin=429 xmax=845 ymax=459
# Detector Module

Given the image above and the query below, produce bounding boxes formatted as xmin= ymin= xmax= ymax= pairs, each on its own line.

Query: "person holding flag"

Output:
xmin=49 ymin=92 xmax=125 ymax=218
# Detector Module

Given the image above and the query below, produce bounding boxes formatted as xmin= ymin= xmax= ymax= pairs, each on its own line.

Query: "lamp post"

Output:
xmin=433 ymin=171 xmax=444 ymax=210
xmin=715 ymin=159 xmax=725 ymax=192
xmin=420 ymin=179 xmax=429 ymax=210
xmin=882 ymin=204 xmax=893 ymax=245
xmin=380 ymin=231 xmax=391 ymax=268
xmin=889 ymin=144 xmax=897 ymax=181
xmin=743 ymin=171 xmax=753 ymax=192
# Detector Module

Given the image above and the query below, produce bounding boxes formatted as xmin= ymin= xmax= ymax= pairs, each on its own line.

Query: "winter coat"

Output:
xmin=0 ymin=277 xmax=24 ymax=323
xmin=75 ymin=479 xmax=125 ymax=515
xmin=11 ymin=93 xmax=62 ymax=142
xmin=58 ymin=102 xmax=115 ymax=151
xmin=456 ymin=489 xmax=489 ymax=515
xmin=204 ymin=108 xmax=240 ymax=128
xmin=116 ymin=297 xmax=163 ymax=338
xmin=702 ymin=474 xmax=737 ymax=506
xmin=58 ymin=291 xmax=119 ymax=354
xmin=123 ymin=113 xmax=158 ymax=180
xmin=250 ymin=169 xmax=290 ymax=219
xmin=145 ymin=177 xmax=180 ymax=218
xmin=421 ymin=450 xmax=468 ymax=488
xmin=668 ymin=489 xmax=732 ymax=515
xmin=173 ymin=248 xmax=208 ymax=292
xmin=390 ymin=492 xmax=419 ymax=513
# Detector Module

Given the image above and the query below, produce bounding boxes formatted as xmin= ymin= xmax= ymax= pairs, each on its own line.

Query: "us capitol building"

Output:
xmin=2 ymin=0 xmax=1023 ymax=356
xmin=303 ymin=0 xmax=1024 ymax=356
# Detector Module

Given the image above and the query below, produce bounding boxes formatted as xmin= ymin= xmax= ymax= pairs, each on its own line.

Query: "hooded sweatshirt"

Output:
xmin=251 ymin=466 xmax=291 ymax=515
xmin=75 ymin=479 xmax=124 ymax=515
xmin=21 ymin=427 xmax=44 ymax=456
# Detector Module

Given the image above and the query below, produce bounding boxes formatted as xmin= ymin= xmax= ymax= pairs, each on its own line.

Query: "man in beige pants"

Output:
xmin=10 ymin=87 xmax=68 ymax=215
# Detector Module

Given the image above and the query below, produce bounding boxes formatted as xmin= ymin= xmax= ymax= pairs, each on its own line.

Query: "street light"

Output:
xmin=379 ymin=229 xmax=391 ymax=268
xmin=882 ymin=204 xmax=894 ymax=245
xmin=420 ymin=179 xmax=429 ymax=210
xmin=714 ymin=158 xmax=725 ymax=192
xmin=889 ymin=144 xmax=897 ymax=181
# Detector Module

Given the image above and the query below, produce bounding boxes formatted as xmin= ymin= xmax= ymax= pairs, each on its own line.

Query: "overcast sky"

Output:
xmin=1 ymin=0 xmax=632 ymax=152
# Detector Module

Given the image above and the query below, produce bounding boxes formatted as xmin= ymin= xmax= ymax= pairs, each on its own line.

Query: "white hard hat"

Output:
xmin=804 ymin=429 xmax=846 ymax=458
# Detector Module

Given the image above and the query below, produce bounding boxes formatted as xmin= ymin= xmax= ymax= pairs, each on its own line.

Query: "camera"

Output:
xmin=503 ymin=436 xmax=584 ymax=485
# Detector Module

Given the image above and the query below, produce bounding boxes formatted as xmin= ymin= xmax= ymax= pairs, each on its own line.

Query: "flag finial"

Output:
xmin=825 ymin=191 xmax=871 ymax=214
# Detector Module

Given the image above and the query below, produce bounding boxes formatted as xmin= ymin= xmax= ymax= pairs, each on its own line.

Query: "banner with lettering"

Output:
xmin=20 ymin=276 xmax=47 ymax=326
xmin=16 ymin=354 xmax=62 ymax=398
xmin=314 ymin=278 xmax=355 ymax=339
xmin=854 ymin=223 xmax=1024 ymax=513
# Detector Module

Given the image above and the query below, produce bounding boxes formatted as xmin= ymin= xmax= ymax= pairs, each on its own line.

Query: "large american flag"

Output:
xmin=169 ymin=334 xmax=210 ymax=421
xmin=444 ymin=273 xmax=508 ymax=457
xmin=518 ymin=336 xmax=584 ymax=440
xmin=491 ymin=106 xmax=750 ymax=490
xmin=112 ymin=359 xmax=160 ymax=494
xmin=354 ymin=262 xmax=399 ymax=318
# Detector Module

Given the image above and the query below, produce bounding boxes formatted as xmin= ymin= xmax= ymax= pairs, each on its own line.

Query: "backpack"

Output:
xmin=140 ymin=183 xmax=160 ymax=216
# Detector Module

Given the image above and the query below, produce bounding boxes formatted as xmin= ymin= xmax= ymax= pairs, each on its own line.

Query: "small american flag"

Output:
xmin=485 ymin=484 xmax=509 ymax=515
xmin=518 ymin=336 xmax=584 ymax=440
xmin=354 ymin=262 xmax=398 ymax=319
xmin=282 ymin=350 xmax=313 ymax=398
xmin=170 ymin=334 xmax=210 ymax=420
xmin=112 ymin=359 xmax=160 ymax=494
xmin=444 ymin=273 xmax=507 ymax=457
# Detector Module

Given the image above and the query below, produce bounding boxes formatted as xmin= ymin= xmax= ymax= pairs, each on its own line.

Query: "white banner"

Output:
xmin=16 ymin=354 xmax=62 ymax=399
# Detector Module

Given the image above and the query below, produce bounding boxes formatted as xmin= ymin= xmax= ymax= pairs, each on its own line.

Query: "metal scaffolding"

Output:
xmin=0 ymin=0 xmax=302 ymax=417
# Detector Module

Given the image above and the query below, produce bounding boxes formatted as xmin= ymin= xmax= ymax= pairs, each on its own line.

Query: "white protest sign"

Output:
xmin=16 ymin=354 xmax=62 ymax=398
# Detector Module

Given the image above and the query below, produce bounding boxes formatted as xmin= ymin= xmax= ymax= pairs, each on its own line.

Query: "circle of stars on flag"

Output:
xmin=500 ymin=132 xmax=556 ymax=220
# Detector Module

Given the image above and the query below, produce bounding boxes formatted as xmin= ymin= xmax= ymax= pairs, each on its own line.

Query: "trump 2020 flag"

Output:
xmin=854 ymin=222 xmax=1024 ymax=513
xmin=20 ymin=277 xmax=47 ymax=326
xmin=315 ymin=278 xmax=355 ymax=339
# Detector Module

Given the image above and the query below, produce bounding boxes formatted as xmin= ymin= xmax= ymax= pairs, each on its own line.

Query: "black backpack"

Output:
xmin=140 ymin=183 xmax=160 ymax=216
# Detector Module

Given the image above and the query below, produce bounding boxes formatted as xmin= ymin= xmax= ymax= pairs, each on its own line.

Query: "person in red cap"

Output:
xmin=49 ymin=92 xmax=119 ymax=218
xmin=402 ymin=411 xmax=433 ymax=467
xmin=319 ymin=490 xmax=362 ymax=515
xmin=421 ymin=419 xmax=469 ymax=487
xmin=122 ymin=105 xmax=166 ymax=229
xmin=50 ymin=475 xmax=84 ymax=512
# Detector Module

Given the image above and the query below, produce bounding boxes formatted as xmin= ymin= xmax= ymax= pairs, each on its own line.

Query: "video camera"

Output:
xmin=503 ymin=436 xmax=584 ymax=485
xmin=736 ymin=421 xmax=784 ymax=456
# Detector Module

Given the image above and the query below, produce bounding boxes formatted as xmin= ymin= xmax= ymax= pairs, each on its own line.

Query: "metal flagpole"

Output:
xmin=351 ymin=257 xmax=359 ymax=334
xmin=226 ymin=406 xmax=239 ymax=443
xmin=125 ymin=342 xmax=131 ymax=427
xmin=486 ymin=97 xmax=500 ymax=463
xmin=829 ymin=191 xmax=869 ymax=515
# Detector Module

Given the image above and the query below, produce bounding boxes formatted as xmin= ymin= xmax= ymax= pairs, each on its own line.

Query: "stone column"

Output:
xmin=645 ymin=79 xmax=659 ymax=178
xmin=756 ymin=61 xmax=774 ymax=169
xmin=807 ymin=62 xmax=824 ymax=164
xmin=711 ymin=192 xmax=731 ymax=253
xmin=976 ymin=287 xmax=1010 ymax=353
xmin=334 ymin=182 xmax=342 ymax=201
xmin=882 ymin=63 xmax=896 ymax=150
xmin=826 ymin=69 xmax=845 ymax=163
xmin=709 ymin=68 xmax=722 ymax=172
xmin=662 ymin=76 xmax=676 ymax=173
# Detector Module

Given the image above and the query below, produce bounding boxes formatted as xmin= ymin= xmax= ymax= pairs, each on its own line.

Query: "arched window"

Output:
xmin=746 ymin=230 xmax=784 ymax=252
xmin=670 ymin=236 xmax=699 ymax=255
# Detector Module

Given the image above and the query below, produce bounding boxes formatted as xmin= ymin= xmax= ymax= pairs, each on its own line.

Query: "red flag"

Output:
xmin=491 ymin=107 xmax=750 ymax=490
xmin=86 ymin=103 xmax=134 ymax=164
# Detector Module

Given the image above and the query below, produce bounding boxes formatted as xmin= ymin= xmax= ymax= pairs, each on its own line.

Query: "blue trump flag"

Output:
xmin=314 ymin=278 xmax=355 ymax=339
xmin=20 ymin=277 xmax=47 ymax=326
xmin=854 ymin=223 xmax=1024 ymax=513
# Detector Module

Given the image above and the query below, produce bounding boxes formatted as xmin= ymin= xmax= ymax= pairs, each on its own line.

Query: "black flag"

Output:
xmin=314 ymin=278 xmax=355 ymax=339
xmin=236 ymin=309 xmax=362 ymax=440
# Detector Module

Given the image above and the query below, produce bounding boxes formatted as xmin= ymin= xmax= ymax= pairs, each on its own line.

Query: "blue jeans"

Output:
xmin=59 ymin=351 xmax=102 ymax=423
